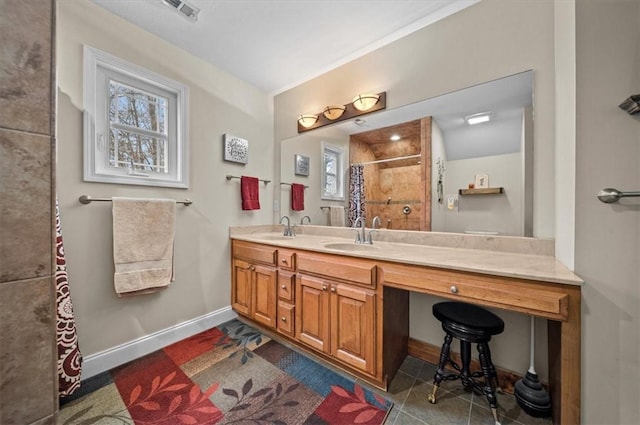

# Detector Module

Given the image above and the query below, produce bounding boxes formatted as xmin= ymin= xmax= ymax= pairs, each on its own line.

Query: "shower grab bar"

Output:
xmin=597 ymin=188 xmax=640 ymax=203
xmin=79 ymin=195 xmax=193 ymax=206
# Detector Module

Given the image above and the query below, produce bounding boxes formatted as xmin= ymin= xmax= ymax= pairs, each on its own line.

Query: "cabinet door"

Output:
xmin=252 ymin=264 xmax=277 ymax=328
xmin=330 ymin=283 xmax=376 ymax=375
xmin=277 ymin=302 xmax=295 ymax=337
xmin=296 ymin=275 xmax=330 ymax=353
xmin=232 ymin=259 xmax=252 ymax=316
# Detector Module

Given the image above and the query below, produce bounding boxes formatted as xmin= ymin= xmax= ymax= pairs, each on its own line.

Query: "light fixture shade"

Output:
xmin=298 ymin=114 xmax=319 ymax=128
xmin=323 ymin=105 xmax=346 ymax=120
xmin=352 ymin=93 xmax=380 ymax=111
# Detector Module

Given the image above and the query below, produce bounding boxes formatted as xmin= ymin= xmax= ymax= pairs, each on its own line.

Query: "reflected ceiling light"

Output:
xmin=298 ymin=114 xmax=319 ymax=128
xmin=352 ymin=93 xmax=380 ymax=111
xmin=323 ymin=105 xmax=346 ymax=120
xmin=390 ymin=134 xmax=401 ymax=141
xmin=354 ymin=118 xmax=367 ymax=127
xmin=464 ymin=112 xmax=492 ymax=125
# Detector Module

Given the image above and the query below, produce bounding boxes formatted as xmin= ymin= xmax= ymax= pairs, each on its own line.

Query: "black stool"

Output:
xmin=428 ymin=302 xmax=505 ymax=425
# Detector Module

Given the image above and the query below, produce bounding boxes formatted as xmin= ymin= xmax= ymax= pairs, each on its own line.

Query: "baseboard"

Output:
xmin=407 ymin=337 xmax=530 ymax=394
xmin=81 ymin=306 xmax=237 ymax=380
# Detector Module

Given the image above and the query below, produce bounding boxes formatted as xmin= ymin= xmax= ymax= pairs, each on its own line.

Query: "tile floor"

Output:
xmin=358 ymin=356 xmax=553 ymax=425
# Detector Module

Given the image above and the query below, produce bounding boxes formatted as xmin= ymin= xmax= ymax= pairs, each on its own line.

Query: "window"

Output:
xmin=83 ymin=46 xmax=189 ymax=188
xmin=321 ymin=143 xmax=345 ymax=200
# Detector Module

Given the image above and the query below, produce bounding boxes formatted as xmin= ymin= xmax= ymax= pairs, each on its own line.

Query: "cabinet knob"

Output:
xmin=281 ymin=284 xmax=286 ymax=289
xmin=331 ymin=287 xmax=336 ymax=293
xmin=250 ymin=265 xmax=256 ymax=271
xmin=281 ymin=258 xmax=287 ymax=264
xmin=450 ymin=285 xmax=458 ymax=294
xmin=281 ymin=316 xmax=287 ymax=322
xmin=322 ymin=285 xmax=327 ymax=291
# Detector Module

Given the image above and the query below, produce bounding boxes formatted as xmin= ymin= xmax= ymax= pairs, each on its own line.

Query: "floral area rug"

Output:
xmin=58 ymin=319 xmax=392 ymax=424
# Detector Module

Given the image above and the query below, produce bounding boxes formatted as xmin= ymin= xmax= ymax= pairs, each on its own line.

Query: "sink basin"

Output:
xmin=323 ymin=242 xmax=380 ymax=252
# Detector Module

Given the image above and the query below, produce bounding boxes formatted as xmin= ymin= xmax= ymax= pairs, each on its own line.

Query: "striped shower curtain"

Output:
xmin=56 ymin=198 xmax=82 ymax=397
xmin=347 ymin=164 xmax=366 ymax=227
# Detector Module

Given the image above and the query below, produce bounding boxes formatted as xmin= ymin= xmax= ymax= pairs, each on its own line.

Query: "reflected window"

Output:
xmin=321 ymin=143 xmax=344 ymax=200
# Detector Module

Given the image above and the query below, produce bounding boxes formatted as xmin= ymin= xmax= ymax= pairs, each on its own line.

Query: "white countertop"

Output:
xmin=229 ymin=225 xmax=583 ymax=286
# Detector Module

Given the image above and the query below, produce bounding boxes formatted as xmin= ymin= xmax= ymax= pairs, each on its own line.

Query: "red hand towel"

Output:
xmin=291 ymin=183 xmax=305 ymax=211
xmin=241 ymin=176 xmax=260 ymax=210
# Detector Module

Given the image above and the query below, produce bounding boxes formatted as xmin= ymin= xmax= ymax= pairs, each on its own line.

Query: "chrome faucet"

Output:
xmin=353 ymin=216 xmax=367 ymax=243
xmin=367 ymin=216 xmax=381 ymax=244
xmin=279 ymin=216 xmax=295 ymax=237
xmin=372 ymin=216 xmax=381 ymax=229
xmin=300 ymin=215 xmax=311 ymax=225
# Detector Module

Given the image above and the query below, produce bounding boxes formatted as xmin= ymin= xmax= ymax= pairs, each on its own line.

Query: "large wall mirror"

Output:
xmin=280 ymin=70 xmax=533 ymax=236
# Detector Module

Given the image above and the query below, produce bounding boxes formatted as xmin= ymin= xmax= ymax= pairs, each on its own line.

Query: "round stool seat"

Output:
xmin=433 ymin=302 xmax=504 ymax=342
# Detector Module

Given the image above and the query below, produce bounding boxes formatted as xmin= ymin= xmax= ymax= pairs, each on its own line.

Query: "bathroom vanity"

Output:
xmin=229 ymin=225 xmax=582 ymax=425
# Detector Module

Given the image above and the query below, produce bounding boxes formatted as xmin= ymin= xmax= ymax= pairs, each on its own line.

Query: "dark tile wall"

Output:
xmin=0 ymin=0 xmax=57 ymax=424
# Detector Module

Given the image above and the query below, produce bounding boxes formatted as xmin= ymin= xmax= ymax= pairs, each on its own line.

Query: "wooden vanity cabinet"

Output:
xmin=231 ymin=241 xmax=408 ymax=390
xmin=231 ymin=241 xmax=278 ymax=329
xmin=296 ymin=252 xmax=378 ymax=376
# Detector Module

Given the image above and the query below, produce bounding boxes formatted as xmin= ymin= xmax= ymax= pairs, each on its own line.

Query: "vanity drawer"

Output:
xmin=278 ymin=248 xmax=296 ymax=271
xmin=278 ymin=270 xmax=295 ymax=302
xmin=379 ymin=262 xmax=569 ymax=321
xmin=277 ymin=302 xmax=295 ymax=337
xmin=232 ymin=240 xmax=276 ymax=266
xmin=297 ymin=251 xmax=376 ymax=287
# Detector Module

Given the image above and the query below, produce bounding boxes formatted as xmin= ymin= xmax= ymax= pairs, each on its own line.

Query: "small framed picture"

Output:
xmin=474 ymin=173 xmax=489 ymax=188
xmin=223 ymin=134 xmax=248 ymax=164
xmin=295 ymin=154 xmax=310 ymax=176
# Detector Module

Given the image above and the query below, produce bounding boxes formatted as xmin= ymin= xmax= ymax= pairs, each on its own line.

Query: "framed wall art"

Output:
xmin=223 ymin=134 xmax=248 ymax=164
xmin=474 ymin=173 xmax=489 ymax=188
xmin=295 ymin=154 xmax=310 ymax=176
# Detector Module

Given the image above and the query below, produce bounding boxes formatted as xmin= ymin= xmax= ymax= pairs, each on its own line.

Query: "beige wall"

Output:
xmin=575 ymin=1 xmax=640 ymax=423
xmin=0 ymin=0 xmax=57 ymax=423
xmin=56 ymin=0 xmax=273 ymax=363
xmin=275 ymin=0 xmax=557 ymax=378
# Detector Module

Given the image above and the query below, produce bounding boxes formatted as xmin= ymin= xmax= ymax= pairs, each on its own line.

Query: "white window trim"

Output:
xmin=321 ymin=142 xmax=345 ymax=201
xmin=83 ymin=45 xmax=189 ymax=188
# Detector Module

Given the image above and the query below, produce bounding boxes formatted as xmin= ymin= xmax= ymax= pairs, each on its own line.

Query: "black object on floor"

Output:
xmin=514 ymin=316 xmax=552 ymax=417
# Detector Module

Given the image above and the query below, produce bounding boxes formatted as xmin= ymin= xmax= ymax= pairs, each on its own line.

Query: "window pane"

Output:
xmin=325 ymin=152 xmax=336 ymax=174
xmin=109 ymin=128 xmax=167 ymax=173
xmin=109 ymin=80 xmax=167 ymax=134
xmin=325 ymin=175 xmax=337 ymax=196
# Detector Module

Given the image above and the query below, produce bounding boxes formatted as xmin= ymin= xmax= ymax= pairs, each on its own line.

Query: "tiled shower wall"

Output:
xmin=0 ymin=0 xmax=57 ymax=424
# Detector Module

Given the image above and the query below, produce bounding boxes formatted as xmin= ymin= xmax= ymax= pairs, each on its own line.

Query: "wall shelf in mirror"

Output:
xmin=459 ymin=187 xmax=504 ymax=195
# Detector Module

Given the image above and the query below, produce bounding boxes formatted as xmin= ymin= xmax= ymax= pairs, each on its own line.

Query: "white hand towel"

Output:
xmin=112 ymin=197 xmax=176 ymax=296
xmin=329 ymin=206 xmax=345 ymax=227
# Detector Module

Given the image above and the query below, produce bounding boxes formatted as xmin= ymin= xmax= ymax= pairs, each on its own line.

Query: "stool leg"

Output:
xmin=428 ymin=333 xmax=453 ymax=404
xmin=477 ymin=342 xmax=501 ymax=425
xmin=459 ymin=340 xmax=473 ymax=389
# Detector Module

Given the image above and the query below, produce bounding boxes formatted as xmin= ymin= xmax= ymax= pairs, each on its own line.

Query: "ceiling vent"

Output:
xmin=162 ymin=0 xmax=200 ymax=22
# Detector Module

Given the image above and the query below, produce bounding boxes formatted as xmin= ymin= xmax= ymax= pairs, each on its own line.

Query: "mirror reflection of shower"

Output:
xmin=279 ymin=71 xmax=534 ymax=236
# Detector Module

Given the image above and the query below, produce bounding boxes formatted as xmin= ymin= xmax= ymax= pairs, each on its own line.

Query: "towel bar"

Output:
xmin=79 ymin=195 xmax=192 ymax=205
xmin=597 ymin=188 xmax=640 ymax=203
xmin=225 ymin=175 xmax=271 ymax=185
xmin=280 ymin=182 xmax=309 ymax=188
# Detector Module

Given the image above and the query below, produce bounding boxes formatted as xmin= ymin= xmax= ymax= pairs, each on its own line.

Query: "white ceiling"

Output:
xmin=88 ymin=0 xmax=479 ymax=94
